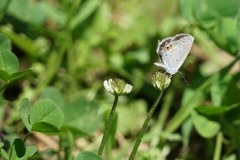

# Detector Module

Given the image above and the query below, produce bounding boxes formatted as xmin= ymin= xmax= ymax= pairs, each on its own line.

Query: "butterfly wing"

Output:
xmin=154 ymin=37 xmax=172 ymax=70
xmin=172 ymin=34 xmax=194 ymax=70
xmin=156 ymin=37 xmax=172 ymax=56
xmin=156 ymin=34 xmax=194 ymax=75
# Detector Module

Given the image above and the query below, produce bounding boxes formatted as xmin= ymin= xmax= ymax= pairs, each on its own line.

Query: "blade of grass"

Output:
xmin=0 ymin=0 xmax=13 ymax=23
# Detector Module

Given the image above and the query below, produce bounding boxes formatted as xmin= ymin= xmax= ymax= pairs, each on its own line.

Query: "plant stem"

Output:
xmin=213 ymin=132 xmax=223 ymax=160
xmin=98 ymin=95 xmax=119 ymax=156
xmin=23 ymin=131 xmax=31 ymax=143
xmin=129 ymin=91 xmax=163 ymax=160
xmin=157 ymin=82 xmax=175 ymax=131
xmin=149 ymin=84 xmax=174 ymax=148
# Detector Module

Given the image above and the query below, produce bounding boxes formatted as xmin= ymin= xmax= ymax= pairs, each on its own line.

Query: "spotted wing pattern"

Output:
xmin=155 ymin=34 xmax=194 ymax=75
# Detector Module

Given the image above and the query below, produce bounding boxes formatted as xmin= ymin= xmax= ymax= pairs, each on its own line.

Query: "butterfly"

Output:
xmin=154 ymin=33 xmax=194 ymax=77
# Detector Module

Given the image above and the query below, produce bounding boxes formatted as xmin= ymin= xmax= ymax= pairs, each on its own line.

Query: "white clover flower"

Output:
xmin=152 ymin=72 xmax=171 ymax=91
xmin=103 ymin=79 xmax=133 ymax=96
xmin=104 ymin=79 xmax=114 ymax=94
xmin=122 ymin=84 xmax=133 ymax=94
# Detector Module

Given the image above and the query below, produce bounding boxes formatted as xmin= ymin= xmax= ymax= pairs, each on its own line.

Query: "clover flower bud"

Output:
xmin=104 ymin=79 xmax=133 ymax=96
xmin=151 ymin=72 xmax=171 ymax=91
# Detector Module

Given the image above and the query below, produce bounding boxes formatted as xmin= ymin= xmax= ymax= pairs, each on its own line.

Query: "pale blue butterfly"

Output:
xmin=154 ymin=33 xmax=194 ymax=78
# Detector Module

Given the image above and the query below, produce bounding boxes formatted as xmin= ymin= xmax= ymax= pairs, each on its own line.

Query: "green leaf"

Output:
xmin=8 ymin=0 xmax=45 ymax=24
xmin=74 ymin=151 xmax=103 ymax=160
xmin=31 ymin=122 xmax=61 ymax=135
xmin=192 ymin=110 xmax=220 ymax=138
xmin=222 ymin=78 xmax=240 ymax=106
xmin=4 ymin=0 xmax=64 ymax=26
xmin=181 ymin=117 xmax=193 ymax=147
xmin=181 ymin=87 xmax=205 ymax=108
xmin=9 ymin=68 xmax=32 ymax=82
xmin=0 ymin=50 xmax=19 ymax=74
xmin=0 ymin=83 xmax=8 ymax=93
xmin=0 ymin=141 xmax=3 ymax=148
xmin=195 ymin=0 xmax=240 ymax=21
xmin=218 ymin=18 xmax=238 ymax=54
xmin=0 ymin=148 xmax=9 ymax=159
xmin=40 ymin=87 xmax=65 ymax=109
xmin=30 ymin=99 xmax=64 ymax=130
xmin=62 ymin=99 xmax=101 ymax=135
xmin=195 ymin=106 xmax=227 ymax=116
xmin=237 ymin=8 xmax=240 ymax=49
xmin=224 ymin=103 xmax=240 ymax=125
xmin=205 ymin=29 xmax=228 ymax=50
xmin=9 ymin=138 xmax=37 ymax=160
xmin=70 ymin=0 xmax=101 ymax=30
xmin=9 ymin=138 xmax=25 ymax=159
xmin=19 ymin=98 xmax=31 ymax=132
xmin=205 ymin=20 xmax=238 ymax=55
xmin=0 ymin=69 xmax=10 ymax=81
xmin=179 ymin=0 xmax=197 ymax=20
xmin=211 ymin=74 xmax=224 ymax=106
xmin=21 ymin=146 xmax=37 ymax=160
xmin=0 ymin=96 xmax=3 ymax=121
xmin=126 ymin=48 xmax=150 ymax=65
xmin=0 ymin=34 xmax=11 ymax=51
xmin=211 ymin=73 xmax=240 ymax=106
xmin=218 ymin=57 xmax=240 ymax=77
xmin=1 ymin=26 xmax=44 ymax=59
xmin=223 ymin=154 xmax=237 ymax=160
xmin=6 ymin=0 xmax=65 ymax=27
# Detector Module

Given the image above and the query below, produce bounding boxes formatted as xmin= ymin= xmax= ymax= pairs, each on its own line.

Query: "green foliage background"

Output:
xmin=0 ymin=0 xmax=239 ymax=159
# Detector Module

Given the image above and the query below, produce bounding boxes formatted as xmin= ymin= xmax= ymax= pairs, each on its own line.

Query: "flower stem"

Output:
xmin=129 ymin=91 xmax=163 ymax=160
xmin=157 ymin=85 xmax=174 ymax=131
xmin=98 ymin=95 xmax=119 ymax=156
xmin=213 ymin=132 xmax=223 ymax=160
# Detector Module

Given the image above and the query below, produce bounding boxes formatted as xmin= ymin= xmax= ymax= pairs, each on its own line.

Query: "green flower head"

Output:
xmin=152 ymin=72 xmax=171 ymax=91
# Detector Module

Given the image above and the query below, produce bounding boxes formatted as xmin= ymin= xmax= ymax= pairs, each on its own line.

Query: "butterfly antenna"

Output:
xmin=178 ymin=71 xmax=189 ymax=85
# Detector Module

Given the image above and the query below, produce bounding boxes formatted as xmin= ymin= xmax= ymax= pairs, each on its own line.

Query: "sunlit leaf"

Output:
xmin=0 ymin=51 xmax=18 ymax=74
xmin=20 ymin=98 xmax=31 ymax=132
xmin=62 ymin=99 xmax=101 ymax=135
xmin=9 ymin=138 xmax=37 ymax=160
xmin=237 ymin=8 xmax=240 ymax=48
xmin=70 ymin=0 xmax=101 ymax=30
xmin=195 ymin=0 xmax=240 ymax=21
xmin=195 ymin=106 xmax=227 ymax=116
xmin=192 ymin=110 xmax=220 ymax=138
xmin=0 ymin=34 xmax=11 ymax=51
xmin=74 ymin=151 xmax=103 ymax=160
xmin=0 ymin=69 xmax=10 ymax=81
xmin=32 ymin=122 xmax=61 ymax=135
xmin=30 ymin=99 xmax=64 ymax=130
xmin=9 ymin=68 xmax=32 ymax=82
xmin=40 ymin=87 xmax=65 ymax=109
xmin=225 ymin=103 xmax=240 ymax=125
